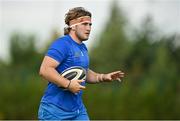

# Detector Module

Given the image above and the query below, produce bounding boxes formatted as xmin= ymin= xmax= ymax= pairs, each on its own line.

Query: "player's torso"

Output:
xmin=57 ymin=39 xmax=89 ymax=73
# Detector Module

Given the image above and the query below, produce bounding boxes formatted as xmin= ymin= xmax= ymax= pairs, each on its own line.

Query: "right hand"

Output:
xmin=68 ymin=80 xmax=86 ymax=93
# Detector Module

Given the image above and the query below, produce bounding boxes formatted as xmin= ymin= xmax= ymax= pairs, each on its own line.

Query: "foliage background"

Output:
xmin=0 ymin=1 xmax=180 ymax=120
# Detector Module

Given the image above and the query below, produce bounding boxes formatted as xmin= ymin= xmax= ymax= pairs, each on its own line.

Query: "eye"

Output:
xmin=82 ymin=22 xmax=92 ymax=26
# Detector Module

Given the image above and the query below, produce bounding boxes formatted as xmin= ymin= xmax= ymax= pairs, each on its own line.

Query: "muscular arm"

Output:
xmin=39 ymin=56 xmax=85 ymax=93
xmin=39 ymin=56 xmax=69 ymax=88
xmin=86 ymin=69 xmax=125 ymax=84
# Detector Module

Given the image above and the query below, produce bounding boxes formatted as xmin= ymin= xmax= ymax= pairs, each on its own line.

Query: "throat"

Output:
xmin=69 ymin=34 xmax=82 ymax=44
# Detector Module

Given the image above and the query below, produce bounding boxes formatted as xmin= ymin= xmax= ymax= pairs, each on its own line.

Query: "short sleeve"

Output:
xmin=46 ymin=39 xmax=69 ymax=63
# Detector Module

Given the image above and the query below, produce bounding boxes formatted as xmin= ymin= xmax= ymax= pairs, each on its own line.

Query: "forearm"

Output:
xmin=39 ymin=67 xmax=69 ymax=88
xmin=86 ymin=69 xmax=104 ymax=84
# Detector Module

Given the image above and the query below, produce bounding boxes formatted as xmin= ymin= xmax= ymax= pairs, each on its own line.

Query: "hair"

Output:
xmin=64 ymin=7 xmax=92 ymax=35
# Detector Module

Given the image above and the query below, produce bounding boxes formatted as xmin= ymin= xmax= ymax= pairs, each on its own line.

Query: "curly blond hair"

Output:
xmin=64 ymin=7 xmax=91 ymax=35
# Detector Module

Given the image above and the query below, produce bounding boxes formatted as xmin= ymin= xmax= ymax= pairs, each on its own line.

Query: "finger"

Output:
xmin=111 ymin=72 xmax=122 ymax=77
xmin=120 ymin=74 xmax=125 ymax=77
xmin=77 ymin=80 xmax=85 ymax=83
xmin=79 ymin=85 xmax=86 ymax=89
xmin=116 ymin=72 xmax=125 ymax=75
xmin=111 ymin=71 xmax=124 ymax=76
xmin=117 ymin=78 xmax=122 ymax=82
xmin=112 ymin=76 xmax=120 ymax=80
xmin=112 ymin=74 xmax=124 ymax=80
xmin=111 ymin=71 xmax=122 ymax=75
xmin=113 ymin=72 xmax=125 ymax=77
xmin=120 ymin=72 xmax=125 ymax=75
xmin=117 ymin=73 xmax=124 ymax=77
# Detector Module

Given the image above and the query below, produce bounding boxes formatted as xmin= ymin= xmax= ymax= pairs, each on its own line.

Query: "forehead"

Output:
xmin=69 ymin=16 xmax=91 ymax=26
xmin=78 ymin=17 xmax=91 ymax=23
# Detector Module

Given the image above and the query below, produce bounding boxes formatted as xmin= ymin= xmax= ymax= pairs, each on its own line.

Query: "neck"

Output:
xmin=69 ymin=32 xmax=82 ymax=44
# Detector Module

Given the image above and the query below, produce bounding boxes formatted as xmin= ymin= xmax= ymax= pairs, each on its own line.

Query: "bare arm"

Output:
xmin=86 ymin=69 xmax=125 ymax=84
xmin=39 ymin=56 xmax=85 ymax=93
xmin=39 ymin=56 xmax=69 ymax=88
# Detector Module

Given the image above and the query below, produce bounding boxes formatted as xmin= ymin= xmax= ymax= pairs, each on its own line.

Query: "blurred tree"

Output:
xmin=85 ymin=1 xmax=133 ymax=119
xmin=85 ymin=1 xmax=180 ymax=120
xmin=41 ymin=28 xmax=61 ymax=53
xmin=0 ymin=29 xmax=61 ymax=119
xmin=89 ymin=1 xmax=132 ymax=73
xmin=0 ymin=32 xmax=45 ymax=119
xmin=125 ymin=16 xmax=158 ymax=84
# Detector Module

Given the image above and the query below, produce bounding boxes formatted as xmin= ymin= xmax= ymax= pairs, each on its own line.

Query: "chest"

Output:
xmin=64 ymin=45 xmax=89 ymax=69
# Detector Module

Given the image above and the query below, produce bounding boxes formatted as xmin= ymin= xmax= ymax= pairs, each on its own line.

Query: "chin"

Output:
xmin=81 ymin=39 xmax=88 ymax=42
xmin=79 ymin=35 xmax=89 ymax=41
xmin=81 ymin=37 xmax=89 ymax=41
xmin=83 ymin=38 xmax=89 ymax=41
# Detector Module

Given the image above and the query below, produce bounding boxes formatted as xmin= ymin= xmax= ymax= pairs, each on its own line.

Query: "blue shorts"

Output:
xmin=38 ymin=102 xmax=89 ymax=120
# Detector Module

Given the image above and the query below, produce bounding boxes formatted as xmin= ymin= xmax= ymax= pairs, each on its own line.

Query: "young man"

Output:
xmin=38 ymin=7 xmax=125 ymax=120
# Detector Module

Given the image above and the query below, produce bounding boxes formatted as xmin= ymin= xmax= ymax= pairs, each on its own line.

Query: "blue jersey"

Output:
xmin=41 ymin=35 xmax=89 ymax=111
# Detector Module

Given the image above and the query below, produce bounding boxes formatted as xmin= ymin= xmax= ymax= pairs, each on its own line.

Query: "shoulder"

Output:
xmin=46 ymin=35 xmax=70 ymax=61
xmin=50 ymin=35 xmax=70 ymax=49
xmin=52 ymin=35 xmax=70 ymax=45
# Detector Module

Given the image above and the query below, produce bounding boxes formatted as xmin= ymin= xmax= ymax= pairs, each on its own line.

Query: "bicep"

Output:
xmin=40 ymin=56 xmax=60 ymax=69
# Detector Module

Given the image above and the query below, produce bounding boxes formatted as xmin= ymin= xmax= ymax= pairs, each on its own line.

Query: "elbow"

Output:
xmin=39 ymin=66 xmax=45 ymax=77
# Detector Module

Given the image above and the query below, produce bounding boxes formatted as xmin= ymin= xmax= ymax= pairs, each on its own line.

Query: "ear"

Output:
xmin=71 ymin=26 xmax=76 ymax=31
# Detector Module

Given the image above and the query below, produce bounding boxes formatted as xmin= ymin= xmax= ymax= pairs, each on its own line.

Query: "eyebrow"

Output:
xmin=69 ymin=16 xmax=91 ymax=27
xmin=81 ymin=22 xmax=92 ymax=25
xmin=69 ymin=21 xmax=92 ymax=28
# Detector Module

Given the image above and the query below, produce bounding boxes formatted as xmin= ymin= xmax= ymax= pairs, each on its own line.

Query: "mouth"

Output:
xmin=85 ymin=32 xmax=90 ymax=36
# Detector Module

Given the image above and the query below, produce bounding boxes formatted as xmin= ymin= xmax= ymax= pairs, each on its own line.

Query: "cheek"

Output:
xmin=76 ymin=27 xmax=82 ymax=32
xmin=77 ymin=27 xmax=85 ymax=34
xmin=76 ymin=29 xmax=85 ymax=38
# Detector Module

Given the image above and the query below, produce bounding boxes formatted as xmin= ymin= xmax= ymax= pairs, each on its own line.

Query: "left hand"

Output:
xmin=102 ymin=71 xmax=125 ymax=82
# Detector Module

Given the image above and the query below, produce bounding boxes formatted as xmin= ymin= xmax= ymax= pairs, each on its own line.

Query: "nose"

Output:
xmin=86 ymin=24 xmax=91 ymax=31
